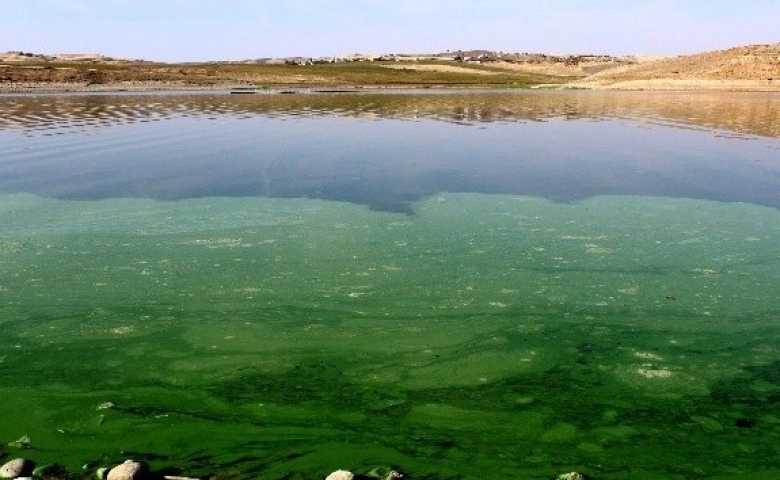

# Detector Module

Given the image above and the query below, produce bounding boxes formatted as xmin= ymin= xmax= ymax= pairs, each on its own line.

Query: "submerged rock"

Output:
xmin=107 ymin=460 xmax=149 ymax=480
xmin=325 ymin=470 xmax=354 ymax=480
xmin=6 ymin=436 xmax=31 ymax=449
xmin=556 ymin=473 xmax=589 ymax=480
xmin=365 ymin=467 xmax=404 ymax=479
xmin=0 ymin=459 xmax=35 ymax=479
xmin=32 ymin=465 xmax=58 ymax=478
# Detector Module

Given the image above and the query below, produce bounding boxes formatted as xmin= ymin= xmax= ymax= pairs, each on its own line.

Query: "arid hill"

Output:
xmin=572 ymin=43 xmax=780 ymax=91
xmin=1 ymin=44 xmax=780 ymax=92
xmin=0 ymin=51 xmax=142 ymax=64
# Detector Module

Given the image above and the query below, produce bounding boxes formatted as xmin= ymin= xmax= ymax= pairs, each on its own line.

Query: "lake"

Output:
xmin=0 ymin=90 xmax=779 ymax=480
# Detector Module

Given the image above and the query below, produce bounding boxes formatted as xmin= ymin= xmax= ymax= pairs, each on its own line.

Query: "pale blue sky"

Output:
xmin=2 ymin=0 xmax=778 ymax=62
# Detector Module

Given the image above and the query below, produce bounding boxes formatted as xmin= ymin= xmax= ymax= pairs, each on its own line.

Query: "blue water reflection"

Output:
xmin=0 ymin=91 xmax=778 ymax=213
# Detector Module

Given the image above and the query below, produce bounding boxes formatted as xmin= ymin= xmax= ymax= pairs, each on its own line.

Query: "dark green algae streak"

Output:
xmin=1 ymin=192 xmax=779 ymax=479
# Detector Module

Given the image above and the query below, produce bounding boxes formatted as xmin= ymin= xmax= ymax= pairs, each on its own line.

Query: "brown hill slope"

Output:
xmin=571 ymin=43 xmax=780 ymax=91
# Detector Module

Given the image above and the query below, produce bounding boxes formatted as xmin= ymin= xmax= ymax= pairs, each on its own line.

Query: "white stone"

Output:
xmin=0 ymin=459 xmax=32 ymax=479
xmin=107 ymin=460 xmax=148 ymax=480
xmin=325 ymin=470 xmax=354 ymax=480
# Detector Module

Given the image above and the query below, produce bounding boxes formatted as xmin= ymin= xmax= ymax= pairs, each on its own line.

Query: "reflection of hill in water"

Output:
xmin=2 ymin=90 xmax=780 ymax=138
xmin=1 ymin=91 xmax=778 ymax=213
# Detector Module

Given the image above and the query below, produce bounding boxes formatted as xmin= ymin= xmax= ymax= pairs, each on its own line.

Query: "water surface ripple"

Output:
xmin=1 ymin=91 xmax=779 ymax=213
xmin=0 ymin=91 xmax=779 ymax=479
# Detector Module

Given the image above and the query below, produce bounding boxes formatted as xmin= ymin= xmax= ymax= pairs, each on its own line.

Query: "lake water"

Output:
xmin=0 ymin=90 xmax=779 ymax=479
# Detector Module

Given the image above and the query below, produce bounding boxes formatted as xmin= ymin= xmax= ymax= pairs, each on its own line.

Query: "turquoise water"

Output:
xmin=0 ymin=91 xmax=779 ymax=479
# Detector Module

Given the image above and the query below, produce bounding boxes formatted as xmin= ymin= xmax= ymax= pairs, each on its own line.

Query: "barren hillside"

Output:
xmin=571 ymin=44 xmax=780 ymax=91
xmin=3 ymin=45 xmax=780 ymax=92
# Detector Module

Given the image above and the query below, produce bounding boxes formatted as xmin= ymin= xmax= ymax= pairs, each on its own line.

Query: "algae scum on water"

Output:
xmin=1 ymin=191 xmax=779 ymax=479
xmin=1 ymin=90 xmax=780 ymax=479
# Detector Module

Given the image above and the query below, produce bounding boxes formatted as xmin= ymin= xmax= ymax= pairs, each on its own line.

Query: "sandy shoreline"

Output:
xmin=565 ymin=78 xmax=780 ymax=92
xmin=2 ymin=79 xmax=779 ymax=94
xmin=0 ymin=81 xmax=264 ymax=94
xmin=0 ymin=72 xmax=780 ymax=94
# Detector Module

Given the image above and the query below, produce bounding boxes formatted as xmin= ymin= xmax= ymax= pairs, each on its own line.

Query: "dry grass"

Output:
xmin=570 ymin=43 xmax=780 ymax=91
xmin=0 ymin=61 xmax=575 ymax=90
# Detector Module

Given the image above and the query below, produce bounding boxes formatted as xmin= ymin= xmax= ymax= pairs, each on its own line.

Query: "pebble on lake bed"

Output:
xmin=107 ymin=460 xmax=149 ymax=480
xmin=0 ymin=458 xmax=35 ymax=479
xmin=325 ymin=470 xmax=354 ymax=480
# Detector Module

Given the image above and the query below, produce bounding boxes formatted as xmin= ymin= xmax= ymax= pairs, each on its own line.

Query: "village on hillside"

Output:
xmin=1 ymin=49 xmax=638 ymax=68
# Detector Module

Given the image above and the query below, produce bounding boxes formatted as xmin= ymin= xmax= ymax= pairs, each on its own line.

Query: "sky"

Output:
xmin=2 ymin=0 xmax=779 ymax=62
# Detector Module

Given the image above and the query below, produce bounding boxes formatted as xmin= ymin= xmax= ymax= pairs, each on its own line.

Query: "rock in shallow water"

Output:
xmin=366 ymin=467 xmax=404 ymax=479
xmin=0 ymin=458 xmax=34 ymax=479
xmin=556 ymin=473 xmax=588 ymax=480
xmin=325 ymin=470 xmax=354 ymax=480
xmin=107 ymin=460 xmax=149 ymax=480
